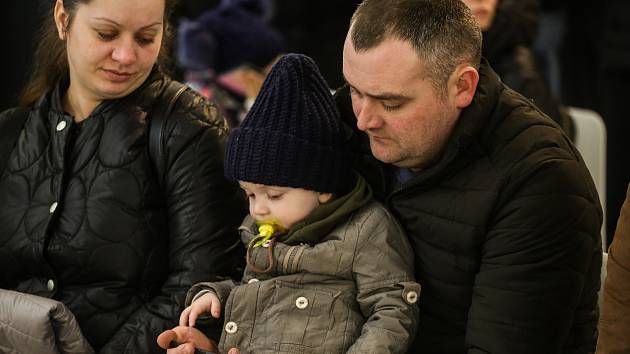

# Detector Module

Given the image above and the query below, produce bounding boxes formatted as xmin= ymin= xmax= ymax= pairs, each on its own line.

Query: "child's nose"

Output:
xmin=251 ymin=200 xmax=270 ymax=217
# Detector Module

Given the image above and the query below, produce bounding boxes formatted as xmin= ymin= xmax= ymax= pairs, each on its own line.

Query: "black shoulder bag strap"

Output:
xmin=149 ymin=80 xmax=188 ymax=189
xmin=0 ymin=107 xmax=30 ymax=175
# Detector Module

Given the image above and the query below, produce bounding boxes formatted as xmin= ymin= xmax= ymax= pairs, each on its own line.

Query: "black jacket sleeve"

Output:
xmin=100 ymin=91 xmax=247 ymax=353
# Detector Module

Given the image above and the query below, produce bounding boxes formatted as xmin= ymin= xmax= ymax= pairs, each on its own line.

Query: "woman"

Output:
xmin=0 ymin=0 xmax=246 ymax=353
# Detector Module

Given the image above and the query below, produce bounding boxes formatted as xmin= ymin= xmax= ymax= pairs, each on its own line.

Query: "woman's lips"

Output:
xmin=103 ymin=69 xmax=133 ymax=82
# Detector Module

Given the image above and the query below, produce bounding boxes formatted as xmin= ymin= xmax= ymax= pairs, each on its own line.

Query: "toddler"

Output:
xmin=181 ymin=54 xmax=420 ymax=353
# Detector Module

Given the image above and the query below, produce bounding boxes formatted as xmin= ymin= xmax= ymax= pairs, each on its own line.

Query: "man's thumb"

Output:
xmin=156 ymin=329 xmax=177 ymax=349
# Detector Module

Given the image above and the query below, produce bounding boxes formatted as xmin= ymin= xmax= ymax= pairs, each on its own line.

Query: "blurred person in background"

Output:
xmin=177 ymin=0 xmax=285 ymax=127
xmin=462 ymin=0 xmax=573 ymax=138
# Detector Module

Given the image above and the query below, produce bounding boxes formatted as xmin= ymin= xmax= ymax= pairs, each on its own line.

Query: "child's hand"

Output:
xmin=179 ymin=291 xmax=222 ymax=327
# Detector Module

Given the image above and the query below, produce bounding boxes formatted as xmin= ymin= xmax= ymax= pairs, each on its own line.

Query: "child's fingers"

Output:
xmin=188 ymin=307 xmax=199 ymax=327
xmin=179 ymin=306 xmax=192 ymax=327
xmin=211 ymin=297 xmax=222 ymax=318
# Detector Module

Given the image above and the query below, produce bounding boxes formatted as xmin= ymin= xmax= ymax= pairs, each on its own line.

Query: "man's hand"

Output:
xmin=180 ymin=292 xmax=222 ymax=327
xmin=157 ymin=326 xmax=218 ymax=353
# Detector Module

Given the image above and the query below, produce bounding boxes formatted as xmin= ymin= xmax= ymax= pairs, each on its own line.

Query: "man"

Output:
xmin=338 ymin=0 xmax=601 ymax=352
xmin=161 ymin=0 xmax=602 ymax=353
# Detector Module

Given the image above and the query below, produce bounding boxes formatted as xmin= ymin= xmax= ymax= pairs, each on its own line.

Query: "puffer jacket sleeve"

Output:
xmin=345 ymin=205 xmax=420 ymax=354
xmin=466 ymin=144 xmax=602 ymax=353
xmin=99 ymin=90 xmax=246 ymax=353
xmin=0 ymin=289 xmax=94 ymax=354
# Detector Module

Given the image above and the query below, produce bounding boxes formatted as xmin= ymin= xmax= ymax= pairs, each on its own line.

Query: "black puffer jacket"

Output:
xmin=483 ymin=0 xmax=573 ymax=138
xmin=0 ymin=71 xmax=246 ymax=353
xmin=336 ymin=60 xmax=602 ymax=353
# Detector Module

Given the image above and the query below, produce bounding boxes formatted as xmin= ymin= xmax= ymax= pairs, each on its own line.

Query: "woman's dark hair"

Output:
xmin=19 ymin=0 xmax=178 ymax=107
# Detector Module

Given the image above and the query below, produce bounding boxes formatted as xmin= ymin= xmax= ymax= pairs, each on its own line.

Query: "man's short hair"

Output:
xmin=350 ymin=0 xmax=482 ymax=96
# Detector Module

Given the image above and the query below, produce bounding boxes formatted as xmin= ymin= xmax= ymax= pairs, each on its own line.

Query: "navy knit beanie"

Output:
xmin=224 ymin=54 xmax=353 ymax=194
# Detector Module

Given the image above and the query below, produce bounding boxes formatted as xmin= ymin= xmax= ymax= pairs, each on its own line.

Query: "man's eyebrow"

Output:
xmin=344 ymin=77 xmax=410 ymax=101
xmin=91 ymin=17 xmax=163 ymax=30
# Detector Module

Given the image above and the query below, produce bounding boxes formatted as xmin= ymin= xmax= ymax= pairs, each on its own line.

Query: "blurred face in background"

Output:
xmin=54 ymin=0 xmax=164 ymax=114
xmin=461 ymin=0 xmax=498 ymax=31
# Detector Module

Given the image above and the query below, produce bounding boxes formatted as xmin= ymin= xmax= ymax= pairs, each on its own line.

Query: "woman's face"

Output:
xmin=54 ymin=0 xmax=165 ymax=102
xmin=461 ymin=0 xmax=498 ymax=31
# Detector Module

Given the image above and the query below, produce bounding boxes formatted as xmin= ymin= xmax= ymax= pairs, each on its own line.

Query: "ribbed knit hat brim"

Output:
xmin=225 ymin=127 xmax=352 ymax=193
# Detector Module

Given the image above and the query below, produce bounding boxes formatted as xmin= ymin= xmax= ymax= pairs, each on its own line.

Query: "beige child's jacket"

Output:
xmin=187 ymin=201 xmax=420 ymax=354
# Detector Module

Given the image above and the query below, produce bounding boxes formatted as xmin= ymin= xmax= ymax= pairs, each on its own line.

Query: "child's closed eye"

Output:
xmin=267 ymin=193 xmax=284 ymax=201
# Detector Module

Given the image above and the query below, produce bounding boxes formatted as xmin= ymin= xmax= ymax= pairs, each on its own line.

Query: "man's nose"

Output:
xmin=355 ymin=99 xmax=383 ymax=131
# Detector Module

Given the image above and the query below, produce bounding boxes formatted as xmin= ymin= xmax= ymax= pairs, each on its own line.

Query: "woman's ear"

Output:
xmin=318 ymin=192 xmax=333 ymax=204
xmin=54 ymin=0 xmax=68 ymax=40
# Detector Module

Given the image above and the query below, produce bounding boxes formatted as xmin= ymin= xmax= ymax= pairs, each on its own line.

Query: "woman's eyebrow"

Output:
xmin=91 ymin=17 xmax=162 ymax=30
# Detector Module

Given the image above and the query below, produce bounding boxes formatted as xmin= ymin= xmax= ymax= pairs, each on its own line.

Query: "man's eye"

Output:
xmin=383 ymin=103 xmax=402 ymax=111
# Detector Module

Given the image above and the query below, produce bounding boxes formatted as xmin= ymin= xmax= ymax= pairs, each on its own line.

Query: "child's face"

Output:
xmin=239 ymin=181 xmax=332 ymax=230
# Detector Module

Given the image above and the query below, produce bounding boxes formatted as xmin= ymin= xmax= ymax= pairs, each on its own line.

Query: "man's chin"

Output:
xmin=369 ymin=147 xmax=421 ymax=169
xmin=369 ymin=146 xmax=399 ymax=165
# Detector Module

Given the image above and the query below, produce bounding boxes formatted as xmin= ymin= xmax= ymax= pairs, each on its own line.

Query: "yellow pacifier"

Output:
xmin=250 ymin=220 xmax=284 ymax=248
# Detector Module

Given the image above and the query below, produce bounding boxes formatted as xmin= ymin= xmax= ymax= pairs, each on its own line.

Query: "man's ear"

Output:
xmin=450 ymin=65 xmax=479 ymax=109
xmin=54 ymin=0 xmax=68 ymax=40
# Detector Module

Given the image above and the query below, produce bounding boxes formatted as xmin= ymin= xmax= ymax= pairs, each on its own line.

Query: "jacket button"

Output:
xmin=225 ymin=321 xmax=238 ymax=334
xmin=56 ymin=121 xmax=67 ymax=131
xmin=295 ymin=296 xmax=309 ymax=309
xmin=47 ymin=279 xmax=55 ymax=291
xmin=49 ymin=202 xmax=58 ymax=214
xmin=248 ymin=278 xmax=259 ymax=284
xmin=406 ymin=290 xmax=418 ymax=304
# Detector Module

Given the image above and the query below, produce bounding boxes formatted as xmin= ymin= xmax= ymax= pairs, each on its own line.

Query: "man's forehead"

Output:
xmin=343 ymin=38 xmax=426 ymax=95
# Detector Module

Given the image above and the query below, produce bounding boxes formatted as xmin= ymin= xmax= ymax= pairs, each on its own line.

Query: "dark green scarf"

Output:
xmin=276 ymin=173 xmax=372 ymax=246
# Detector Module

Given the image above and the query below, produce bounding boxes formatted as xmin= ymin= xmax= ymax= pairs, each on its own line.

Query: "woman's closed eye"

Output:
xmin=95 ymin=31 xmax=155 ymax=46
xmin=97 ymin=31 xmax=117 ymax=41
xmin=135 ymin=35 xmax=156 ymax=45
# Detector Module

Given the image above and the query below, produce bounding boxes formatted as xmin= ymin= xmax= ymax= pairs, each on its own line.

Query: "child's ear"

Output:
xmin=318 ymin=192 xmax=333 ymax=204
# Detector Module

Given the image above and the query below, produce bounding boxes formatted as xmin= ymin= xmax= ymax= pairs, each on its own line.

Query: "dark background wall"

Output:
xmin=0 ymin=1 xmax=46 ymax=111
